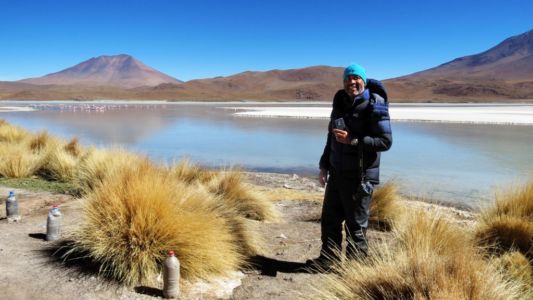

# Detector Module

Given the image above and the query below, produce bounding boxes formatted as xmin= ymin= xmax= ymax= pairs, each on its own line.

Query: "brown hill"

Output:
xmin=136 ymin=66 xmax=343 ymax=100
xmin=20 ymin=54 xmax=181 ymax=88
xmin=409 ymin=29 xmax=533 ymax=81
xmin=385 ymin=29 xmax=533 ymax=101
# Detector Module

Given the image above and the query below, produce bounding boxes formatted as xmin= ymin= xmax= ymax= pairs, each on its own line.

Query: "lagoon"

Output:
xmin=1 ymin=101 xmax=532 ymax=208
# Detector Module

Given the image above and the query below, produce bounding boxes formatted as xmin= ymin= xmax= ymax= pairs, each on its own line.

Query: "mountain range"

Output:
xmin=1 ymin=29 xmax=532 ymax=102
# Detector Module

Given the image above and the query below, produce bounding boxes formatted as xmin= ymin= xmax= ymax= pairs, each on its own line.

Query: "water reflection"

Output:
xmin=1 ymin=102 xmax=532 ymax=207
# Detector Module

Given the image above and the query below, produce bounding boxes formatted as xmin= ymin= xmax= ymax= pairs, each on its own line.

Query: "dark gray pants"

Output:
xmin=320 ymin=171 xmax=374 ymax=260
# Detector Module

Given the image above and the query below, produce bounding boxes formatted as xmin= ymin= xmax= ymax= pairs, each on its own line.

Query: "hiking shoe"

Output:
xmin=305 ymin=256 xmax=335 ymax=273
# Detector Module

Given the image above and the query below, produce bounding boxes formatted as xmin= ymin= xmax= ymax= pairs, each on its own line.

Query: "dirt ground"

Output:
xmin=0 ymin=172 xmax=475 ymax=300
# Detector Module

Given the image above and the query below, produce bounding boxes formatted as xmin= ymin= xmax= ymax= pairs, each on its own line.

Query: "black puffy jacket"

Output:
xmin=319 ymin=79 xmax=392 ymax=184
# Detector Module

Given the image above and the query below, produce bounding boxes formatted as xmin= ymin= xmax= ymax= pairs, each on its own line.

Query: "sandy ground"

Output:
xmin=0 ymin=172 xmax=475 ymax=299
xmin=229 ymin=104 xmax=533 ymax=125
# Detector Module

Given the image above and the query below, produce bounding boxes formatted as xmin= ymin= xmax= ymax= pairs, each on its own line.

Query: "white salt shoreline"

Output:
xmin=228 ymin=104 xmax=533 ymax=125
xmin=1 ymin=100 xmax=533 ymax=125
xmin=0 ymin=106 xmax=35 ymax=112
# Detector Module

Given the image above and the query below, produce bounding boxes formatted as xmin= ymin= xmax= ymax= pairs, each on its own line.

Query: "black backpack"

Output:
xmin=366 ymin=78 xmax=388 ymax=103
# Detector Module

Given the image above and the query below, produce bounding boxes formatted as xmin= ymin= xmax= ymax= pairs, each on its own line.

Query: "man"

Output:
xmin=310 ymin=63 xmax=392 ymax=267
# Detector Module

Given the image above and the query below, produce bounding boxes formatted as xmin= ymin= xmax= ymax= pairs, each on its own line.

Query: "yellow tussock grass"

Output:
xmin=475 ymin=180 xmax=533 ymax=259
xmin=205 ymin=170 xmax=279 ymax=222
xmin=170 ymin=161 xmax=279 ymax=222
xmin=493 ymin=251 xmax=533 ymax=289
xmin=0 ymin=142 xmax=45 ymax=178
xmin=40 ymin=145 xmax=80 ymax=182
xmin=369 ymin=181 xmax=404 ymax=231
xmin=29 ymin=131 xmax=52 ymax=151
xmin=476 ymin=215 xmax=533 ymax=258
xmin=201 ymin=196 xmax=265 ymax=257
xmin=170 ymin=159 xmax=217 ymax=184
xmin=0 ymin=121 xmax=29 ymax=143
xmin=67 ymin=160 xmax=246 ymax=286
xmin=489 ymin=180 xmax=533 ymax=219
xmin=307 ymin=211 xmax=525 ymax=299
xmin=76 ymin=148 xmax=142 ymax=192
xmin=64 ymin=138 xmax=82 ymax=157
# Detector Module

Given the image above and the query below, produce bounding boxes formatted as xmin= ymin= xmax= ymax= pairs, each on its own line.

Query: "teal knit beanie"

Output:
xmin=343 ymin=64 xmax=367 ymax=84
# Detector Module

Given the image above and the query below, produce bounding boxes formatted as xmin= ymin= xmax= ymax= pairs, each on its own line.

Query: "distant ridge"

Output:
xmin=385 ymin=29 xmax=533 ymax=100
xmin=20 ymin=54 xmax=181 ymax=88
xmin=405 ymin=29 xmax=533 ymax=81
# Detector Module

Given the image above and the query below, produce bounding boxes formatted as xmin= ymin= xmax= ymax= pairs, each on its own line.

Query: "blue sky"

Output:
xmin=1 ymin=0 xmax=532 ymax=81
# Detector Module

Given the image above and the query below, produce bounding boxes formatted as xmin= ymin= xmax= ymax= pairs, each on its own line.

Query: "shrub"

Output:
xmin=204 ymin=170 xmax=279 ymax=222
xmin=64 ymin=138 xmax=82 ymax=157
xmin=76 ymin=148 xmax=142 ymax=192
xmin=66 ymin=160 xmax=248 ymax=285
xmin=369 ymin=181 xmax=403 ymax=230
xmin=170 ymin=162 xmax=279 ymax=222
xmin=29 ymin=131 xmax=52 ymax=152
xmin=0 ymin=121 xmax=29 ymax=143
xmin=40 ymin=145 xmax=80 ymax=182
xmin=493 ymin=251 xmax=533 ymax=290
xmin=475 ymin=180 xmax=533 ymax=259
xmin=170 ymin=159 xmax=216 ymax=184
xmin=0 ymin=143 xmax=45 ymax=178
xmin=307 ymin=212 xmax=525 ymax=299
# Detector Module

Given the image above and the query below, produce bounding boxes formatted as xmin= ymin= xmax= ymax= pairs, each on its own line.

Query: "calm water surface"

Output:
xmin=1 ymin=102 xmax=532 ymax=207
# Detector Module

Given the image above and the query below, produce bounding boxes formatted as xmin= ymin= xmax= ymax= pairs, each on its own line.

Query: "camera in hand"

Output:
xmin=334 ymin=118 xmax=346 ymax=130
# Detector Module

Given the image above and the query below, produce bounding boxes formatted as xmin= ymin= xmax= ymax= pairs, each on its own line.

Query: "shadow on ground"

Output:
xmin=134 ymin=286 xmax=163 ymax=297
xmin=28 ymin=233 xmax=46 ymax=240
xmin=37 ymin=239 xmax=108 ymax=280
xmin=247 ymin=255 xmax=313 ymax=276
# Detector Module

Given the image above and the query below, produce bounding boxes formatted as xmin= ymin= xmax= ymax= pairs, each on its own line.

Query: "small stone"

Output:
xmin=283 ymin=277 xmax=294 ymax=282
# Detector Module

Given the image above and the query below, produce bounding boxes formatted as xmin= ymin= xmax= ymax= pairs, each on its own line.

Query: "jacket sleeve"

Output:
xmin=361 ymin=97 xmax=393 ymax=152
xmin=319 ymin=130 xmax=332 ymax=170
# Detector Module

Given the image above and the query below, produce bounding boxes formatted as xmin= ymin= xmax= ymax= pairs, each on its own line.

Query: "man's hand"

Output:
xmin=333 ymin=129 xmax=351 ymax=144
xmin=319 ymin=168 xmax=328 ymax=187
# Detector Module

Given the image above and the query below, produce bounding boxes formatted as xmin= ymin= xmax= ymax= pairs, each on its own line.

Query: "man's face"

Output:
xmin=344 ymin=75 xmax=365 ymax=97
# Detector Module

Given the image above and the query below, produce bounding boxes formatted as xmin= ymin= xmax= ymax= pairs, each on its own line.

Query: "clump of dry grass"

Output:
xmin=29 ymin=131 xmax=52 ymax=151
xmin=67 ymin=160 xmax=247 ymax=286
xmin=170 ymin=162 xmax=279 ymax=222
xmin=76 ymin=148 xmax=142 ymax=192
xmin=369 ymin=181 xmax=404 ymax=230
xmin=493 ymin=251 xmax=533 ymax=289
xmin=0 ymin=126 xmax=60 ymax=178
xmin=476 ymin=215 xmax=533 ymax=257
xmin=171 ymin=159 xmax=217 ymax=184
xmin=0 ymin=142 xmax=46 ymax=178
xmin=64 ymin=138 xmax=82 ymax=157
xmin=307 ymin=211 xmax=526 ymax=299
xmin=204 ymin=170 xmax=279 ymax=222
xmin=475 ymin=180 xmax=533 ymax=259
xmin=40 ymin=144 xmax=81 ymax=182
xmin=0 ymin=121 xmax=29 ymax=143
